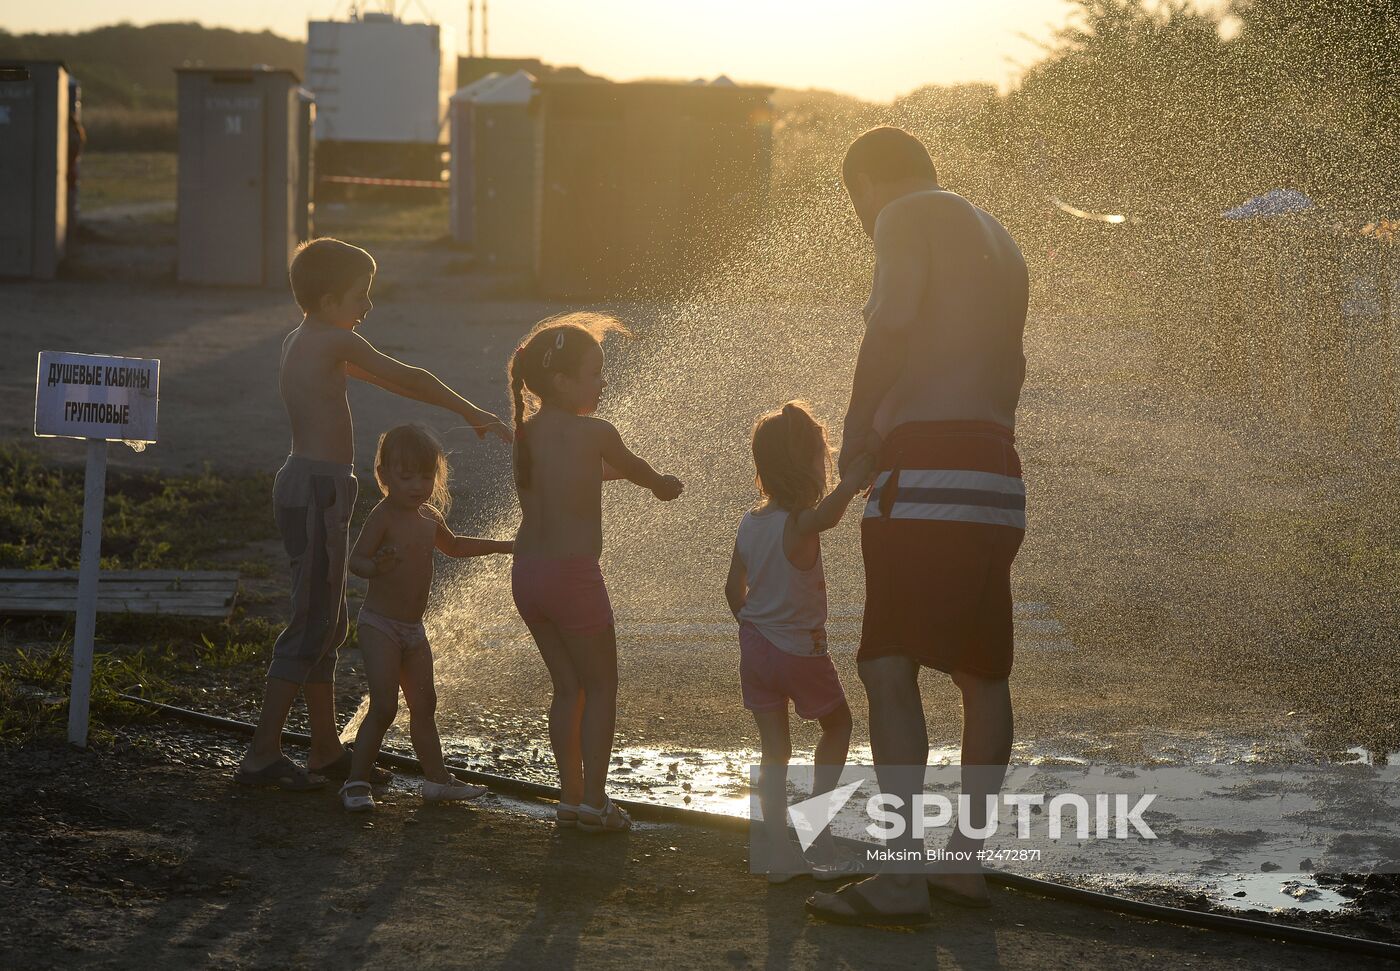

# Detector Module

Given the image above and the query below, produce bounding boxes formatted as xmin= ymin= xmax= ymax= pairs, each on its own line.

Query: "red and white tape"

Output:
xmin=321 ymin=175 xmax=449 ymax=189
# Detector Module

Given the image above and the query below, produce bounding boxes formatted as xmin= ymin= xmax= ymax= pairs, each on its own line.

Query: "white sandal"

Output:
xmin=577 ymin=797 xmax=631 ymax=833
xmin=340 ymin=780 xmax=375 ymax=812
xmin=556 ymin=802 xmax=581 ymax=827
xmin=422 ymin=776 xmax=488 ymax=802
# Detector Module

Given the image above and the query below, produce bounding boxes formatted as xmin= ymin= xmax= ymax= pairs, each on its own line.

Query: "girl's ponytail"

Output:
xmin=506 ymin=311 xmax=629 ymax=493
xmin=509 ymin=352 xmax=532 ymax=490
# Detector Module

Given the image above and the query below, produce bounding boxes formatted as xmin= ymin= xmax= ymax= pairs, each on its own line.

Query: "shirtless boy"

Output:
xmin=235 ymin=237 xmax=510 ymax=790
xmin=807 ymin=128 xmax=1029 ymax=925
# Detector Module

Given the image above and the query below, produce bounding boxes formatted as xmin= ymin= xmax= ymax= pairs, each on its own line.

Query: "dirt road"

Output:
xmin=3 ymin=727 xmax=1385 ymax=971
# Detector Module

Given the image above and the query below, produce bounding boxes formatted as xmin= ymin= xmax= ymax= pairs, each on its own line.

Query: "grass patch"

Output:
xmin=314 ymin=199 xmax=450 ymax=243
xmin=0 ymin=446 xmax=275 ymax=570
xmin=0 ymin=614 xmax=281 ymax=745
xmin=236 ymin=559 xmax=273 ymax=579
xmin=79 ymin=150 xmax=176 ymax=209
xmin=0 ymin=639 xmax=166 ymax=745
xmin=0 ymin=449 xmax=286 ymax=746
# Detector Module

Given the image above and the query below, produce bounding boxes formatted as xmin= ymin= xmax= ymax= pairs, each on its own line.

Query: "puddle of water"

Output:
xmin=1203 ymin=873 xmax=1352 ymax=914
xmin=1345 ymin=745 xmax=1400 ymax=766
xmin=398 ymin=730 xmax=1386 ymax=916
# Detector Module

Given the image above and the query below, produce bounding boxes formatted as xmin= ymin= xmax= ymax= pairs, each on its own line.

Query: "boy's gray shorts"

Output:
xmin=268 ymin=455 xmax=358 ymax=684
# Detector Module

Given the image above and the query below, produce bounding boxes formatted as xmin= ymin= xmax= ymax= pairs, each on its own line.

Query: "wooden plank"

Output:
xmin=0 ymin=601 xmax=233 ymax=617
xmin=2 ymin=593 xmax=235 ymax=607
xmin=0 ymin=568 xmax=239 ymax=619
xmin=0 ymin=582 xmax=238 ymax=596
xmin=0 ymin=570 xmax=240 ymax=582
xmin=0 ymin=595 xmax=235 ymax=610
xmin=0 ymin=587 xmax=235 ymax=600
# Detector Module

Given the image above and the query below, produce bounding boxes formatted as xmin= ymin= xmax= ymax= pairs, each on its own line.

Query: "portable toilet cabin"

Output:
xmin=176 ymin=68 xmax=307 ymax=287
xmin=0 ymin=61 xmax=70 ymax=279
xmin=534 ymin=79 xmax=773 ymax=297
xmin=296 ymin=88 xmax=316 ymax=242
xmin=472 ymin=71 xmax=537 ymax=269
xmin=448 ymin=72 xmax=503 ymax=244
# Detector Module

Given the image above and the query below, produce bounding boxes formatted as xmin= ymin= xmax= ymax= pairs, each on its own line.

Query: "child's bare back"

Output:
xmin=280 ymin=323 xmax=356 ymax=464
xmin=514 ymin=410 xmax=613 ymax=559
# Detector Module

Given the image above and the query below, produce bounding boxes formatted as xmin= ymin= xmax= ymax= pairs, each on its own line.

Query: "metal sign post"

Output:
xmin=69 ymin=438 xmax=107 ymax=746
xmin=34 ymin=351 xmax=159 ymax=747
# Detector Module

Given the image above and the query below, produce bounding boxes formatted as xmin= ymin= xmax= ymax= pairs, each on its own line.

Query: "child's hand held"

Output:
xmin=467 ymin=406 xmax=514 ymax=443
xmin=372 ymin=544 xmax=401 ymax=575
xmin=653 ymin=474 xmax=684 ymax=502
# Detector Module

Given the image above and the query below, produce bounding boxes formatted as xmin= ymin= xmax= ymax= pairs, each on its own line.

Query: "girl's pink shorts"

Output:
xmin=739 ymin=622 xmax=846 ymax=720
xmin=511 ymin=555 xmax=615 ymax=637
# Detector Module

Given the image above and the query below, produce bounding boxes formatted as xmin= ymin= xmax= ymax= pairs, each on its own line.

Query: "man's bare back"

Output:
xmin=280 ymin=322 xmax=356 ymax=465
xmin=866 ymin=190 xmax=1028 ymax=436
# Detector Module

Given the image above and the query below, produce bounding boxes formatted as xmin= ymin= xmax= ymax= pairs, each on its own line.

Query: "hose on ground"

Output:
xmin=117 ymin=692 xmax=1400 ymax=963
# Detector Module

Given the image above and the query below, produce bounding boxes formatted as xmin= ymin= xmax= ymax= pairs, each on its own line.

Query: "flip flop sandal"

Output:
xmin=311 ymin=749 xmax=393 ymax=785
xmin=805 ymin=883 xmax=932 ymax=928
xmin=339 ymin=780 xmax=375 ymax=812
xmin=234 ymin=755 xmax=326 ymax=792
xmin=812 ymin=860 xmax=863 ymax=883
xmin=927 ymin=881 xmax=992 ymax=909
xmin=556 ymin=802 xmax=580 ymax=827
xmin=577 ymin=797 xmax=632 ymax=833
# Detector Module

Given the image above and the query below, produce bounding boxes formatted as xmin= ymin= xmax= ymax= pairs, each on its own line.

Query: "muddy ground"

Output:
xmin=4 ymin=167 xmax=1400 ymax=967
xmin=7 ymin=204 xmax=1398 ymax=765
xmin=3 ymin=726 xmax=1395 ymax=971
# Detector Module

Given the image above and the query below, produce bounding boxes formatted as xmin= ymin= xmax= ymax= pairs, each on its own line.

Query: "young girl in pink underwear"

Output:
xmin=508 ymin=313 xmax=684 ymax=832
xmin=725 ymin=402 xmax=873 ymax=880
xmin=340 ymin=424 xmax=514 ymax=811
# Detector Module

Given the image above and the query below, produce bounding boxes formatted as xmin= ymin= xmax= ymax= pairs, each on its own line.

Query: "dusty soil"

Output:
xmin=10 ymin=219 xmax=1398 ymax=763
xmin=4 ymin=171 xmax=1398 ymax=966
xmin=2 ymin=726 xmax=1392 ymax=971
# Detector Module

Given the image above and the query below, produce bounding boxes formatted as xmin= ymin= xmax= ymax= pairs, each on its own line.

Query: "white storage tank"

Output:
xmin=0 ymin=61 xmax=69 ymax=279
xmin=306 ymin=13 xmax=454 ymax=181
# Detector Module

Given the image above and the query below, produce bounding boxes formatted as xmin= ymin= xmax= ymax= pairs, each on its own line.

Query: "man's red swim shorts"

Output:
xmin=858 ymin=420 xmax=1025 ymax=678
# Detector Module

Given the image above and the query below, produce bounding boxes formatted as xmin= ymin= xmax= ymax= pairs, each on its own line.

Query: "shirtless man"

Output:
xmin=808 ymin=127 xmax=1028 ymax=925
xmin=235 ymin=237 xmax=509 ymax=791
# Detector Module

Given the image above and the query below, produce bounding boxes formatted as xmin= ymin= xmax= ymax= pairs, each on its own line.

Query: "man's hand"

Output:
xmin=837 ymin=441 xmax=859 ymax=478
xmin=652 ymin=474 xmax=684 ymax=501
xmin=842 ymin=451 xmax=877 ymax=489
xmin=839 ymin=429 xmax=882 ymax=477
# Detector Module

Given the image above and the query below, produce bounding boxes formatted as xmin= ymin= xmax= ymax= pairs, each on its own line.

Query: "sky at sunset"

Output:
xmin=4 ymin=1 xmax=1077 ymax=102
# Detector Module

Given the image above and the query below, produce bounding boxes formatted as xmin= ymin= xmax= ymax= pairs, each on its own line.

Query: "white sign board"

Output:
xmin=34 ymin=351 xmax=160 ymax=443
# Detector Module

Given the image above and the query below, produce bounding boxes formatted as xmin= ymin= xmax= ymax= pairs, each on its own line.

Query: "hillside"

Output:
xmin=0 ymin=22 xmax=304 ymax=109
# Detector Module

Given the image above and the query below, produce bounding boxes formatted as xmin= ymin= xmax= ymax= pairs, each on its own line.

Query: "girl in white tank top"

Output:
xmin=724 ymin=401 xmax=875 ymax=881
